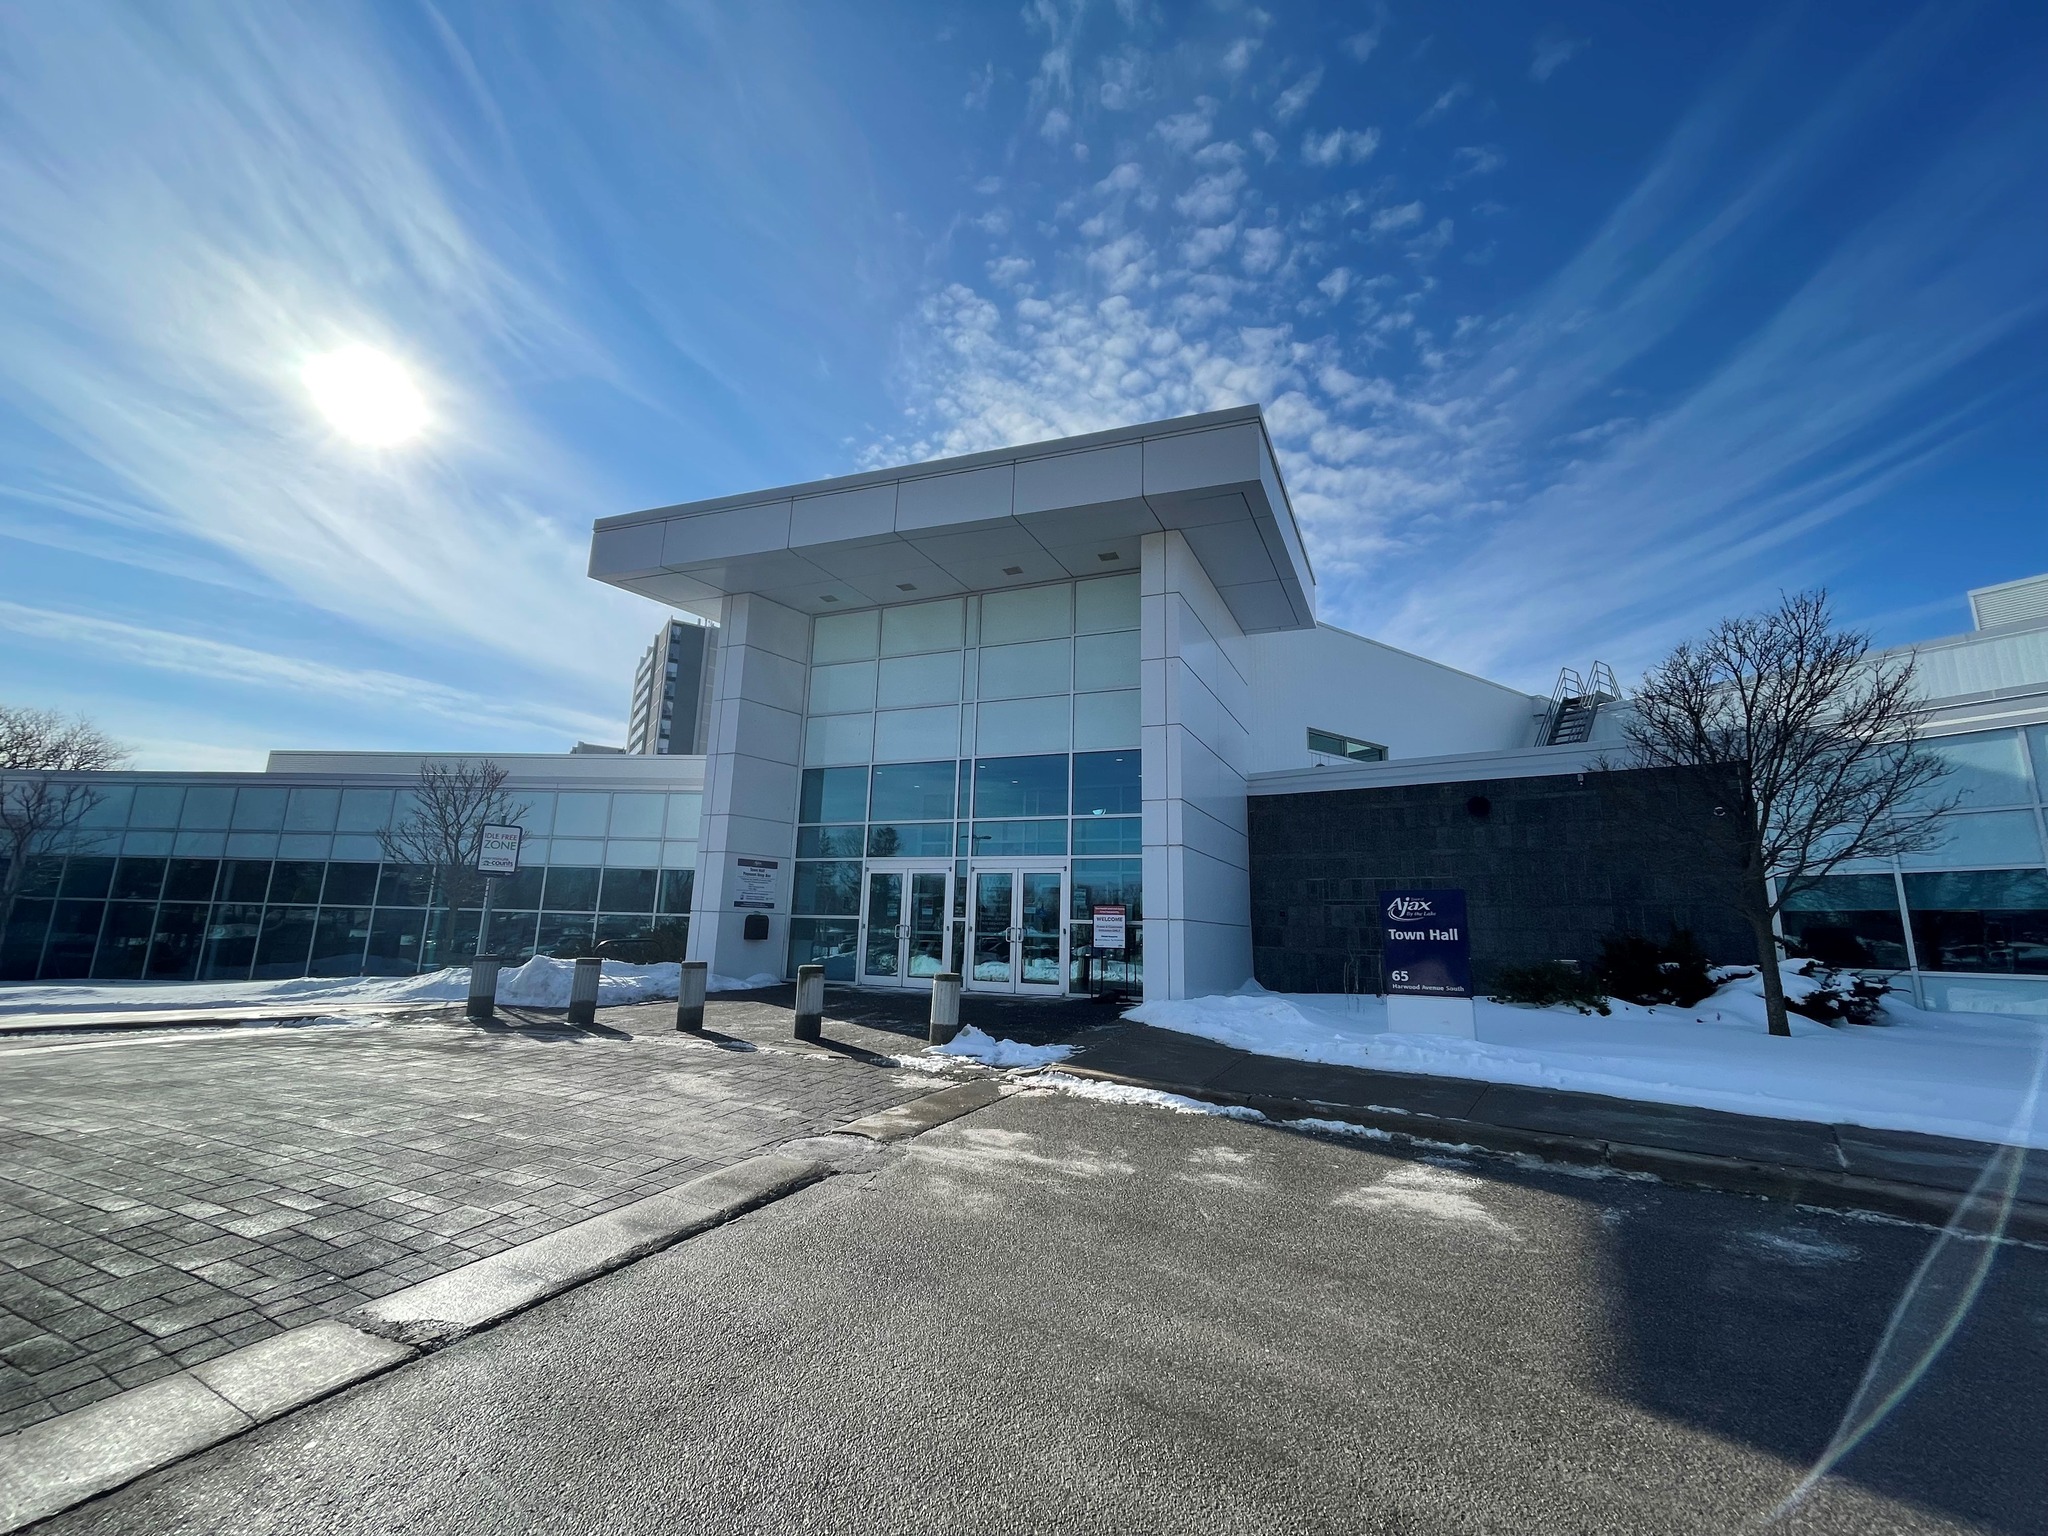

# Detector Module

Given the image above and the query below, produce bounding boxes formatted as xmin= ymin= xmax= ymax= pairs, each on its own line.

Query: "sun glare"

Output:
xmin=302 ymin=344 xmax=428 ymax=447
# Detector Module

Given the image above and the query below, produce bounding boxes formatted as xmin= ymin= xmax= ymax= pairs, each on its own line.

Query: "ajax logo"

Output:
xmin=1386 ymin=895 xmax=1435 ymax=921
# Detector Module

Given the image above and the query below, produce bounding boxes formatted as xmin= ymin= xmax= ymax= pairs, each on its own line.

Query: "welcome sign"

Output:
xmin=1381 ymin=889 xmax=1472 ymax=998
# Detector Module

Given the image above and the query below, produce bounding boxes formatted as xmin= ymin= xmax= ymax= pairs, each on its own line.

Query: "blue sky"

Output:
xmin=0 ymin=1 xmax=2042 ymax=769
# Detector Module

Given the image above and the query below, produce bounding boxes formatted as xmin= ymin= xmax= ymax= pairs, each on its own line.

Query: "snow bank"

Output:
xmin=1127 ymin=976 xmax=2048 ymax=1149
xmin=1022 ymin=1071 xmax=1266 ymax=1119
xmin=928 ymin=1027 xmax=1074 ymax=1069
xmin=0 ymin=956 xmax=719 ymax=1017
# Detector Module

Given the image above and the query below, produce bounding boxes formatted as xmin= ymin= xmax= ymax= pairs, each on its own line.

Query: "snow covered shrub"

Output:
xmin=1595 ymin=929 xmax=1717 ymax=1008
xmin=1490 ymin=961 xmax=1611 ymax=1014
xmin=1781 ymin=959 xmax=1890 ymax=1025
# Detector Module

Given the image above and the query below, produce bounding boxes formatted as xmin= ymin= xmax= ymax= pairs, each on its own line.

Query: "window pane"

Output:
xmin=121 ymin=830 xmax=175 ymax=857
xmin=2029 ymin=726 xmax=2048 ymax=802
xmin=970 ymin=820 xmax=1069 ymax=856
xmin=793 ymin=861 xmax=861 ymax=916
xmin=543 ymin=866 xmax=600 ymax=912
xmin=1070 ymin=858 xmax=1143 ymax=921
xmin=608 ymin=794 xmax=665 ymax=839
xmin=665 ymin=793 xmax=703 ymax=839
xmin=1073 ymin=690 xmax=1140 ymax=751
xmin=252 ymin=908 xmax=318 ymax=979
xmin=1898 ymin=810 xmax=2042 ymax=869
xmin=516 ymin=793 xmax=556 ymax=837
xmin=552 ymin=838 xmax=603 ymax=865
xmin=322 ymin=862 xmax=379 ymax=905
xmin=801 ymin=767 xmax=868 ymax=823
xmin=980 ymin=638 xmax=1072 ymax=700
xmin=975 ymin=755 xmax=1070 ymax=817
xmin=365 ymin=909 xmax=427 ymax=975
xmin=870 ymin=761 xmax=956 ymax=821
xmin=376 ymin=865 xmax=433 ymax=908
xmin=1904 ymin=870 xmax=2048 ymax=974
xmin=144 ymin=903 xmax=208 ymax=980
xmin=111 ymin=857 xmax=166 ymax=903
xmin=200 ymin=904 xmax=262 ymax=981
xmin=1076 ymin=572 xmax=1140 ymax=634
xmin=981 ymin=583 xmax=1072 ymax=644
xmin=0 ymin=899 xmax=53 ymax=981
xmin=1072 ymin=750 xmax=1142 ymax=816
xmin=797 ymin=825 xmax=865 ymax=858
xmin=230 ymin=787 xmax=289 ymax=831
xmin=1072 ymin=816 xmax=1142 ymax=854
xmin=493 ymin=865 xmax=545 ymax=908
xmin=866 ymin=823 xmax=954 ymax=857
xmin=803 ymin=713 xmax=874 ymax=766
xmin=1073 ymin=630 xmax=1140 ymax=692
xmin=809 ymin=660 xmax=878 ymax=715
xmin=41 ymin=901 xmax=106 ymax=979
xmin=332 ymin=834 xmax=384 ymax=862
xmin=881 ymin=598 xmax=965 ymax=656
xmin=878 ymin=651 xmax=962 ymax=708
xmin=486 ymin=910 xmax=540 ymax=962
xmin=336 ymin=788 xmax=395 ymax=833
xmin=224 ymin=832 xmax=280 ymax=860
xmin=658 ymin=869 xmax=696 ymax=915
xmin=1917 ymin=731 xmax=2033 ymax=809
xmin=59 ymin=857 xmax=115 ymax=900
xmin=812 ymin=610 xmax=880 ymax=663
xmin=599 ymin=867 xmax=659 ymax=912
xmin=277 ymin=835 xmax=332 ymax=861
xmin=555 ymin=792 xmax=610 ymax=837
xmin=179 ymin=787 xmax=235 ymax=829
xmin=789 ymin=917 xmax=858 ymax=980
xmin=285 ymin=786 xmax=340 ymax=832
xmin=221 ymin=860 xmax=272 ymax=903
xmin=77 ymin=787 xmax=133 ymax=829
xmin=975 ymin=696 xmax=1071 ymax=755
xmin=162 ymin=858 xmax=220 ymax=903
xmin=93 ymin=903 xmax=155 ymax=980
xmin=1779 ymin=874 xmax=1908 ymax=969
xmin=130 ymin=785 xmax=184 ymax=827
xmin=874 ymin=706 xmax=961 ymax=762
xmin=537 ymin=912 xmax=596 ymax=958
xmin=604 ymin=840 xmax=661 ymax=868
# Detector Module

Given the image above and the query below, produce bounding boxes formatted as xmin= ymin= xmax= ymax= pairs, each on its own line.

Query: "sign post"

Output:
xmin=1380 ymin=888 xmax=1476 ymax=1037
xmin=475 ymin=823 xmax=523 ymax=957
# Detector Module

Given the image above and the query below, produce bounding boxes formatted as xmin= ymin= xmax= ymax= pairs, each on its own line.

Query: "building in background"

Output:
xmin=626 ymin=617 xmax=716 ymax=756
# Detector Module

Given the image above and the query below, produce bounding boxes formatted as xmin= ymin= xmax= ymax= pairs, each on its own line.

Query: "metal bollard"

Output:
xmin=567 ymin=954 xmax=602 ymax=1027
xmin=928 ymin=971 xmax=962 ymax=1046
xmin=466 ymin=955 xmax=502 ymax=1023
xmin=793 ymin=963 xmax=824 ymax=1042
xmin=675 ymin=960 xmax=708 ymax=1032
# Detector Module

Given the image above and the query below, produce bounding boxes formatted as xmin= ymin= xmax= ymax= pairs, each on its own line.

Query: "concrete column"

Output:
xmin=1140 ymin=530 xmax=1255 ymax=1002
xmin=928 ymin=972 xmax=962 ymax=1046
xmin=568 ymin=956 xmax=602 ymax=1027
xmin=686 ymin=592 xmax=807 ymax=984
xmin=466 ymin=956 xmax=501 ymax=1023
xmin=793 ymin=963 xmax=823 ymax=1042
xmin=675 ymin=961 xmax=708 ymax=1032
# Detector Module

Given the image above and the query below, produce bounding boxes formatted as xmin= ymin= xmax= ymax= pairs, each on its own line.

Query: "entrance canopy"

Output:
xmin=588 ymin=406 xmax=1317 ymax=635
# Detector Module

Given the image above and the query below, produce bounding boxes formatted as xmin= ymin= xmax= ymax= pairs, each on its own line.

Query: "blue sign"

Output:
xmin=1381 ymin=889 xmax=1472 ymax=998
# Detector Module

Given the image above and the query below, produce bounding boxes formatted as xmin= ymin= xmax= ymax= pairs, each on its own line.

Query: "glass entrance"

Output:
xmin=858 ymin=863 xmax=953 ymax=988
xmin=968 ymin=867 xmax=1068 ymax=994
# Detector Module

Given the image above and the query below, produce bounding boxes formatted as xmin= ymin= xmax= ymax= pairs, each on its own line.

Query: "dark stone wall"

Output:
xmin=1248 ymin=765 xmax=1759 ymax=994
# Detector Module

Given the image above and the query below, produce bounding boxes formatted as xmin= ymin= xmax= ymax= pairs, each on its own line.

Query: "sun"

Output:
xmin=302 ymin=344 xmax=428 ymax=446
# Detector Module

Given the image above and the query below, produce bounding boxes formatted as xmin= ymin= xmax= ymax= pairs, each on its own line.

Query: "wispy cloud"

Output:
xmin=1302 ymin=128 xmax=1381 ymax=166
xmin=1272 ymin=68 xmax=1323 ymax=123
xmin=1531 ymin=36 xmax=1588 ymax=83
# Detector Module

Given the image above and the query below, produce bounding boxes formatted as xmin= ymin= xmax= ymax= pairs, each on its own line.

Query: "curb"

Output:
xmin=0 ymin=1079 xmax=1006 ymax=1534
xmin=1048 ymin=1066 xmax=2048 ymax=1243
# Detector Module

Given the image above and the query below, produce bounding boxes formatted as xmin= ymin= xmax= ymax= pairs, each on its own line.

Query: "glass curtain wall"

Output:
xmin=1776 ymin=723 xmax=2048 ymax=1011
xmin=0 ymin=782 xmax=702 ymax=982
xmin=787 ymin=575 xmax=1143 ymax=989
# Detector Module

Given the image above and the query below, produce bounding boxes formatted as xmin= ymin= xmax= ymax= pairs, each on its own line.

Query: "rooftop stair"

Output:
xmin=1535 ymin=662 xmax=1619 ymax=747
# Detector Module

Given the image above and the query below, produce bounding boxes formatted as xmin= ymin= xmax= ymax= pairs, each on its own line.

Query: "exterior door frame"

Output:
xmin=964 ymin=861 xmax=1070 ymax=995
xmin=857 ymin=859 xmax=955 ymax=990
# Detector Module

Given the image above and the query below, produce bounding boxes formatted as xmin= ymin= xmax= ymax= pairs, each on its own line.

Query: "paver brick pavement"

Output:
xmin=0 ymin=1000 xmax=938 ymax=1435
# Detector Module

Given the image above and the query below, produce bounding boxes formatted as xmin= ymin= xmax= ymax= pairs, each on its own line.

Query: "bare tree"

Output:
xmin=1617 ymin=591 xmax=1953 ymax=1037
xmin=378 ymin=760 xmax=529 ymax=970
xmin=1 ymin=706 xmax=129 ymax=931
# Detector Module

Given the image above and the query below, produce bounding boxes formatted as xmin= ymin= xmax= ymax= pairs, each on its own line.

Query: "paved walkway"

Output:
xmin=0 ymin=994 xmax=961 ymax=1436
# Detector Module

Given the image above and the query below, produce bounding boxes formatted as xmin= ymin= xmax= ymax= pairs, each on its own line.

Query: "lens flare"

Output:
xmin=302 ymin=344 xmax=428 ymax=446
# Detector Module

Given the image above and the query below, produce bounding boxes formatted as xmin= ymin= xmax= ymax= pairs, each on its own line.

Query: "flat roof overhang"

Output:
xmin=587 ymin=406 xmax=1316 ymax=633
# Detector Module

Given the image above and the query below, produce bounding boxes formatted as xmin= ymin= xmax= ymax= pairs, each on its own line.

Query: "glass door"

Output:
xmin=860 ymin=863 xmax=953 ymax=988
xmin=968 ymin=867 xmax=1068 ymax=994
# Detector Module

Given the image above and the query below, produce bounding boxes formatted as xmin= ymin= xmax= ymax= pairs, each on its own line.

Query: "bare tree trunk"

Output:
xmin=1747 ymin=909 xmax=1791 ymax=1037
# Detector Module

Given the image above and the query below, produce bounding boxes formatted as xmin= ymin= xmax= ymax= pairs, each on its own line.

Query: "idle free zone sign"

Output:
xmin=1381 ymin=889 xmax=1473 ymax=998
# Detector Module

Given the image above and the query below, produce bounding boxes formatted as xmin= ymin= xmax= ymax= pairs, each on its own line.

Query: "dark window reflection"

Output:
xmin=1905 ymin=869 xmax=2048 ymax=974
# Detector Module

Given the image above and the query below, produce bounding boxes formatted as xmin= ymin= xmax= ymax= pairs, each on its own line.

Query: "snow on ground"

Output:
xmin=1126 ymin=971 xmax=2048 ymax=1148
xmin=928 ymin=1027 xmax=1074 ymax=1069
xmin=0 ymin=959 xmax=784 ymax=1019
xmin=1020 ymin=1070 xmax=1267 ymax=1119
